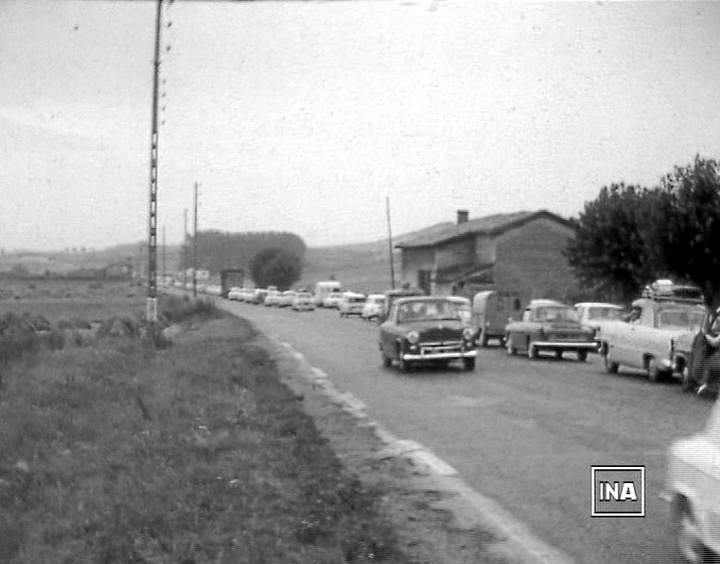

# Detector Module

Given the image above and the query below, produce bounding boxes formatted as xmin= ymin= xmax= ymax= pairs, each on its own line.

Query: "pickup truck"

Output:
xmin=599 ymin=297 xmax=705 ymax=382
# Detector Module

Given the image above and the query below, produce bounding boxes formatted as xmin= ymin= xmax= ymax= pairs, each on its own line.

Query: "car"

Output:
xmin=250 ymin=288 xmax=268 ymax=305
xmin=379 ymin=296 xmax=477 ymax=372
xmin=278 ymin=290 xmax=297 ymax=307
xmin=574 ymin=301 xmax=625 ymax=350
xmin=665 ymin=398 xmax=720 ymax=562
xmin=600 ymin=284 xmax=705 ymax=381
xmin=339 ymin=292 xmax=367 ymax=317
xmin=361 ymin=294 xmax=386 ymax=321
xmin=227 ymin=286 xmax=245 ymax=301
xmin=504 ymin=299 xmax=597 ymax=361
xmin=322 ymin=290 xmax=344 ymax=309
xmin=292 ymin=292 xmax=315 ymax=311
xmin=314 ymin=281 xmax=343 ymax=307
xmin=264 ymin=290 xmax=282 ymax=306
xmin=673 ymin=306 xmax=720 ymax=393
xmin=472 ymin=290 xmax=523 ymax=347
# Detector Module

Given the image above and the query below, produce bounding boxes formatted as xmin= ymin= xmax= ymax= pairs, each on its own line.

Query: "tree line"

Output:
xmin=566 ymin=156 xmax=720 ymax=310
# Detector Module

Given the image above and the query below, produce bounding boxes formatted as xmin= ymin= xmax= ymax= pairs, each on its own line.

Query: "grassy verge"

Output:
xmin=0 ymin=314 xmax=409 ymax=564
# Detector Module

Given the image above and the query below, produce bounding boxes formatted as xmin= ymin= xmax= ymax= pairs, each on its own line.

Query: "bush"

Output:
xmin=160 ymin=295 xmax=221 ymax=323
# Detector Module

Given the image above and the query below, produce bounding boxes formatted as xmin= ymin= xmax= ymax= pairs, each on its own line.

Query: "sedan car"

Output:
xmin=279 ymin=290 xmax=297 ymax=308
xmin=323 ymin=291 xmax=344 ymax=309
xmin=361 ymin=294 xmax=386 ymax=321
xmin=339 ymin=292 xmax=367 ymax=317
xmin=227 ymin=286 xmax=244 ymax=301
xmin=292 ymin=292 xmax=315 ymax=311
xmin=264 ymin=290 xmax=282 ymax=306
xmin=666 ymin=398 xmax=720 ymax=561
xmin=504 ymin=299 xmax=597 ymax=361
xmin=379 ymin=296 xmax=477 ymax=372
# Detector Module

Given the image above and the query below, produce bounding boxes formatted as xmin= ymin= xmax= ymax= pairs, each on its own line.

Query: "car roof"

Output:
xmin=394 ymin=296 xmax=460 ymax=305
xmin=574 ymin=302 xmax=622 ymax=309
xmin=528 ymin=299 xmax=565 ymax=307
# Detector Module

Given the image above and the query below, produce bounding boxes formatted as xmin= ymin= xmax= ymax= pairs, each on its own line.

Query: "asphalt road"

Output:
xmin=222 ymin=299 xmax=713 ymax=564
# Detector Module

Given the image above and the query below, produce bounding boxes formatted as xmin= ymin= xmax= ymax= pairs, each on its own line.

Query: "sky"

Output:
xmin=1 ymin=0 xmax=719 ymax=251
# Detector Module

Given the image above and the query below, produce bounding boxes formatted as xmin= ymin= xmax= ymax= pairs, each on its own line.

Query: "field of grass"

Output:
xmin=0 ymin=287 xmax=410 ymax=564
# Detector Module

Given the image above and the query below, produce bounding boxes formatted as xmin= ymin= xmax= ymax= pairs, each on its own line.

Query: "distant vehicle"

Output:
xmin=322 ymin=290 xmax=344 ymax=309
xmin=472 ymin=291 xmax=523 ymax=347
xmin=361 ymin=294 xmax=386 ymax=321
xmin=314 ymin=281 xmax=342 ymax=307
xmin=379 ymin=296 xmax=477 ymax=372
xmin=574 ymin=302 xmax=624 ymax=350
xmin=251 ymin=288 xmax=268 ymax=305
xmin=292 ymin=292 xmax=315 ymax=311
xmin=339 ymin=292 xmax=367 ymax=317
xmin=264 ymin=290 xmax=282 ymax=306
xmin=227 ymin=286 xmax=245 ymax=301
xmin=204 ymin=284 xmax=222 ymax=297
xmin=279 ymin=290 xmax=297 ymax=308
xmin=600 ymin=292 xmax=705 ymax=381
xmin=504 ymin=299 xmax=597 ymax=361
xmin=220 ymin=269 xmax=244 ymax=299
xmin=666 ymin=398 xmax=720 ymax=561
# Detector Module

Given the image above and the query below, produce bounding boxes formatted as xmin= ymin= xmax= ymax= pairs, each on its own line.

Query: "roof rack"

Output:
xmin=640 ymin=279 xmax=704 ymax=304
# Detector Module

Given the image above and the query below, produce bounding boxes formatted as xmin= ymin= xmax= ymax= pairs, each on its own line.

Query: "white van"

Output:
xmin=472 ymin=290 xmax=523 ymax=347
xmin=314 ymin=280 xmax=342 ymax=307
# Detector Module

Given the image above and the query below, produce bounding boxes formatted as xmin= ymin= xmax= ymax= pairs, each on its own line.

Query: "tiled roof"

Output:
xmin=395 ymin=210 xmax=573 ymax=249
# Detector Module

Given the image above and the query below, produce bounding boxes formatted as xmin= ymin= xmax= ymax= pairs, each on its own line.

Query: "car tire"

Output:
xmin=647 ymin=358 xmax=663 ymax=383
xmin=463 ymin=357 xmax=476 ymax=371
xmin=480 ymin=330 xmax=489 ymax=348
xmin=506 ymin=335 xmax=516 ymax=356
xmin=604 ymin=351 xmax=619 ymax=374
xmin=381 ymin=351 xmax=392 ymax=368
xmin=398 ymin=354 xmax=411 ymax=373
xmin=671 ymin=496 xmax=708 ymax=564
xmin=577 ymin=350 xmax=588 ymax=362
xmin=528 ymin=342 xmax=539 ymax=360
xmin=555 ymin=349 xmax=563 ymax=360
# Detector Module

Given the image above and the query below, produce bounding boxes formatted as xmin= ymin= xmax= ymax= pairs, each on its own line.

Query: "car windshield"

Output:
xmin=349 ymin=297 xmax=365 ymax=303
xmin=298 ymin=293 xmax=311 ymax=298
xmin=658 ymin=308 xmax=705 ymax=331
xmin=587 ymin=307 xmax=623 ymax=321
xmin=396 ymin=300 xmax=461 ymax=323
xmin=534 ymin=306 xmax=578 ymax=323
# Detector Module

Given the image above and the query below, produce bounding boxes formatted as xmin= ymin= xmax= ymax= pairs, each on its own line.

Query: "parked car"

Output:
xmin=472 ymin=290 xmax=523 ymax=347
xmin=227 ymin=286 xmax=245 ymax=301
xmin=379 ymin=296 xmax=477 ymax=372
xmin=339 ymin=292 xmax=367 ymax=317
xmin=574 ymin=301 xmax=625 ymax=350
xmin=279 ymin=290 xmax=297 ymax=308
xmin=504 ymin=299 xmax=597 ymax=361
xmin=292 ymin=292 xmax=315 ymax=311
xmin=666 ymin=398 xmax=720 ymax=561
xmin=600 ymin=294 xmax=705 ymax=381
xmin=250 ymin=288 xmax=268 ymax=305
xmin=673 ymin=306 xmax=720 ymax=393
xmin=361 ymin=294 xmax=386 ymax=321
xmin=314 ymin=280 xmax=342 ymax=307
xmin=322 ymin=290 xmax=344 ymax=309
xmin=264 ymin=290 xmax=282 ymax=306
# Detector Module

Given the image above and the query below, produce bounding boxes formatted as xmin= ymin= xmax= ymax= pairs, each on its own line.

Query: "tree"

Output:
xmin=653 ymin=156 xmax=720 ymax=310
xmin=565 ymin=183 xmax=661 ymax=303
xmin=250 ymin=247 xmax=303 ymax=290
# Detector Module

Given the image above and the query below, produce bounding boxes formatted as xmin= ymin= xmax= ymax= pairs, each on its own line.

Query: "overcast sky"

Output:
xmin=1 ymin=0 xmax=719 ymax=251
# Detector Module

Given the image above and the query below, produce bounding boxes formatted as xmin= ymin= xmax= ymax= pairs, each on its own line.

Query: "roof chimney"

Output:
xmin=457 ymin=209 xmax=469 ymax=225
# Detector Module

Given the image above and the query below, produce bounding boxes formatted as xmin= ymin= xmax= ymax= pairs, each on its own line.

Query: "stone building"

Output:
xmin=396 ymin=210 xmax=579 ymax=304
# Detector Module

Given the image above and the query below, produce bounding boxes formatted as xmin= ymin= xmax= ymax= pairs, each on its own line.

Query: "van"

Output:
xmin=472 ymin=290 xmax=522 ymax=346
xmin=314 ymin=280 xmax=342 ymax=307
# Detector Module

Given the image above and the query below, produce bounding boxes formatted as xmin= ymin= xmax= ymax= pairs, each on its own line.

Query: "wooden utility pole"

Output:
xmin=386 ymin=196 xmax=396 ymax=289
xmin=161 ymin=225 xmax=166 ymax=283
xmin=183 ymin=208 xmax=188 ymax=288
xmin=193 ymin=182 xmax=198 ymax=297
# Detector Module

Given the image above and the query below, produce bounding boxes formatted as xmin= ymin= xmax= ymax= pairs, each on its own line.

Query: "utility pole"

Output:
xmin=193 ymin=181 xmax=198 ymax=298
xmin=161 ymin=225 xmax=166 ymax=283
xmin=145 ymin=0 xmax=163 ymax=323
xmin=386 ymin=196 xmax=396 ymax=289
xmin=183 ymin=208 xmax=188 ymax=289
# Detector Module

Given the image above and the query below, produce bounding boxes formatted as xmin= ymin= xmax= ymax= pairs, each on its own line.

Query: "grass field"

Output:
xmin=0 ymin=284 xmax=410 ymax=564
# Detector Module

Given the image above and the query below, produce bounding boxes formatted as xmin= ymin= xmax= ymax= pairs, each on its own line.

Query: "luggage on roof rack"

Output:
xmin=641 ymin=279 xmax=704 ymax=303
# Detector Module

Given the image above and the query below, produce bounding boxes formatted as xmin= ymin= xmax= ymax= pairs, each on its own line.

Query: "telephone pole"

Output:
xmin=183 ymin=208 xmax=188 ymax=288
xmin=386 ymin=196 xmax=396 ymax=289
xmin=161 ymin=225 xmax=166 ymax=283
xmin=145 ymin=0 xmax=163 ymax=322
xmin=193 ymin=181 xmax=198 ymax=298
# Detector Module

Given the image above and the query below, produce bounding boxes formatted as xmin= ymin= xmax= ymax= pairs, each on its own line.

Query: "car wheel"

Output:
xmin=647 ymin=358 xmax=663 ymax=382
xmin=577 ymin=350 xmax=588 ymax=362
xmin=555 ymin=349 xmax=563 ymax=360
xmin=398 ymin=354 xmax=411 ymax=373
xmin=479 ymin=330 xmax=489 ymax=348
xmin=604 ymin=351 xmax=619 ymax=374
xmin=528 ymin=342 xmax=539 ymax=359
xmin=680 ymin=366 xmax=696 ymax=393
xmin=463 ymin=357 xmax=476 ymax=371
xmin=672 ymin=497 xmax=706 ymax=564
xmin=505 ymin=335 xmax=516 ymax=356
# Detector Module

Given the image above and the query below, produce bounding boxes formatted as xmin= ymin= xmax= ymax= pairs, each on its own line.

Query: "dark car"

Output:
xmin=378 ymin=296 xmax=477 ymax=372
xmin=504 ymin=299 xmax=597 ymax=361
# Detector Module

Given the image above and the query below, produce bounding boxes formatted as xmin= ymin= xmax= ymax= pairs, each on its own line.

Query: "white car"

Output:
xmin=227 ymin=286 xmax=245 ymax=301
xmin=666 ymin=399 xmax=720 ymax=561
xmin=292 ymin=292 xmax=315 ymax=311
xmin=264 ymin=290 xmax=282 ymax=306
xmin=279 ymin=290 xmax=297 ymax=308
xmin=323 ymin=291 xmax=344 ymax=309
xmin=575 ymin=301 xmax=624 ymax=348
xmin=339 ymin=292 xmax=366 ymax=317
xmin=361 ymin=294 xmax=386 ymax=321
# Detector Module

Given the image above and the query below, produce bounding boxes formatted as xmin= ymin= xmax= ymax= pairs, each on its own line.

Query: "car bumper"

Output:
xmin=402 ymin=350 xmax=477 ymax=361
xmin=531 ymin=341 xmax=597 ymax=349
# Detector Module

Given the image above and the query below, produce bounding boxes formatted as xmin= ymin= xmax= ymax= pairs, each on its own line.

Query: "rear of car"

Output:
xmin=361 ymin=294 xmax=386 ymax=321
xmin=292 ymin=292 xmax=315 ymax=311
xmin=339 ymin=293 xmax=366 ymax=317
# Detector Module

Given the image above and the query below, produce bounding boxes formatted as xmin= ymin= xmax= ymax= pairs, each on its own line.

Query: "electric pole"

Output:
xmin=145 ymin=0 xmax=163 ymax=322
xmin=386 ymin=196 xmax=396 ymax=289
xmin=161 ymin=225 xmax=166 ymax=283
xmin=183 ymin=208 xmax=188 ymax=288
xmin=193 ymin=181 xmax=198 ymax=298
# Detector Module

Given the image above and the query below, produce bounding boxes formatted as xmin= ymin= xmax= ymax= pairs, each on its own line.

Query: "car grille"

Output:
xmin=549 ymin=333 xmax=588 ymax=341
xmin=421 ymin=328 xmax=462 ymax=342
xmin=419 ymin=341 xmax=463 ymax=354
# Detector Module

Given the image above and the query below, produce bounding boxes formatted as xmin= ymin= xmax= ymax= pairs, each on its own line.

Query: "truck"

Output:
xmin=220 ymin=269 xmax=245 ymax=299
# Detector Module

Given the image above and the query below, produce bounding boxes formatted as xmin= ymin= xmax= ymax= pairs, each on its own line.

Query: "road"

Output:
xmin=221 ymin=299 xmax=713 ymax=564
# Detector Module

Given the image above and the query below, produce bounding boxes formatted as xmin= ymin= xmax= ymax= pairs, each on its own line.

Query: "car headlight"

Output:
xmin=407 ymin=331 xmax=420 ymax=344
xmin=463 ymin=327 xmax=475 ymax=341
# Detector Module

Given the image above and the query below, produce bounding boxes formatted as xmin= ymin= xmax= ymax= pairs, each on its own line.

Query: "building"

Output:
xmin=396 ymin=210 xmax=579 ymax=304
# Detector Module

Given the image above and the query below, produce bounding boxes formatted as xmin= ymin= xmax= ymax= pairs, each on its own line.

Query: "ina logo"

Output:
xmin=591 ymin=466 xmax=645 ymax=517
